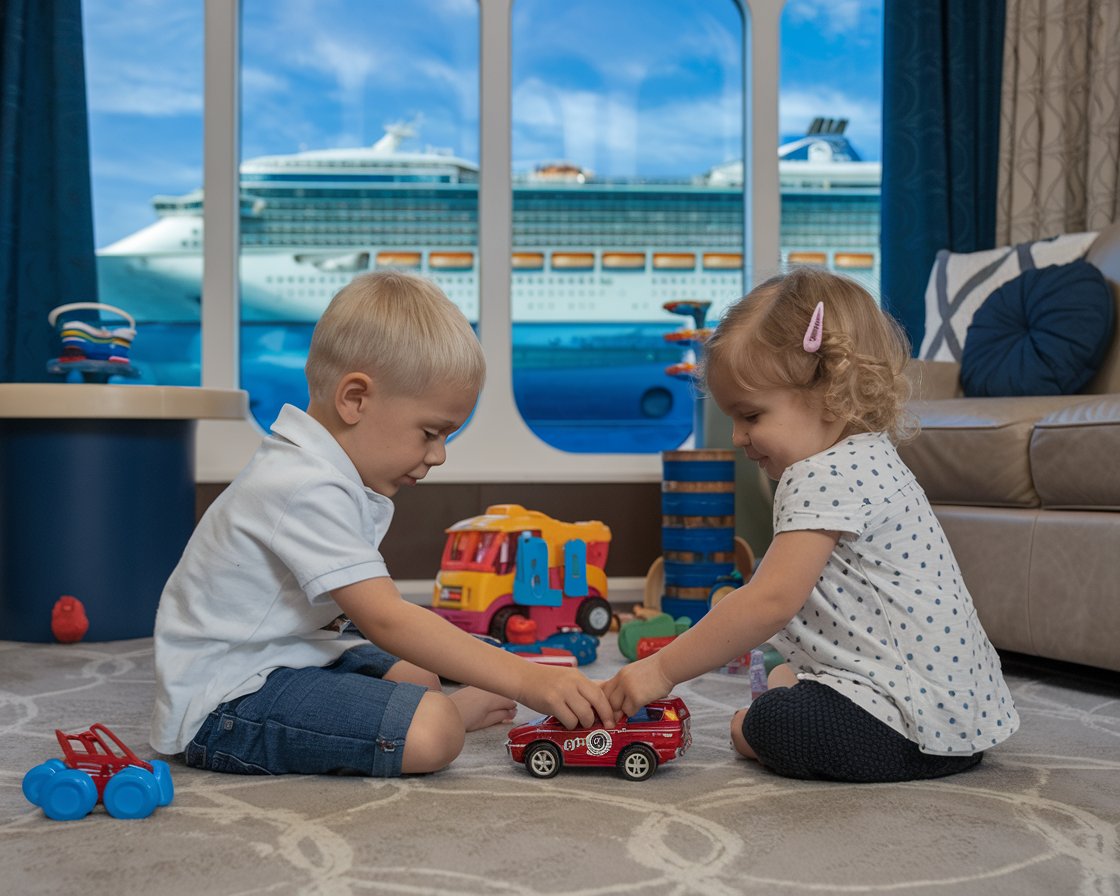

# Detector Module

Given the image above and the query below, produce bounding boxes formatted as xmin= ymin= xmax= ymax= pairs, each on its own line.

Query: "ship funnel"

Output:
xmin=807 ymin=117 xmax=848 ymax=136
xmin=372 ymin=120 xmax=417 ymax=155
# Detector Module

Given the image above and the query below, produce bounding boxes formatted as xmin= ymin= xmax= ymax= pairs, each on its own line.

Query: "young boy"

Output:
xmin=150 ymin=270 xmax=614 ymax=776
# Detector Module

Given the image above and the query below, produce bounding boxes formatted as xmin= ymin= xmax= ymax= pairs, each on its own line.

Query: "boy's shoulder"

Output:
xmin=214 ymin=408 xmax=365 ymax=518
xmin=254 ymin=405 xmax=360 ymax=487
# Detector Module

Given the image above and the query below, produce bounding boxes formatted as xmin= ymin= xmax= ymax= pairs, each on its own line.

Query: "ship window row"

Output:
xmin=784 ymin=250 xmax=876 ymax=270
xmin=248 ymin=209 xmax=478 ymax=222
xmin=249 ymin=196 xmax=479 ymax=212
xmin=515 ymin=211 xmax=742 ymax=225
xmin=245 ymin=220 xmax=478 ymax=233
xmin=244 ymin=228 xmax=477 ymax=241
xmin=347 ymin=250 xmax=748 ymax=273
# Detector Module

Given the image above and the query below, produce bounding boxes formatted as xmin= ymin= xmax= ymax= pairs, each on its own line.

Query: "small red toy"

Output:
xmin=506 ymin=696 xmax=691 ymax=781
xmin=51 ymin=595 xmax=89 ymax=643
xmin=22 ymin=723 xmax=174 ymax=821
xmin=636 ymin=635 xmax=677 ymax=659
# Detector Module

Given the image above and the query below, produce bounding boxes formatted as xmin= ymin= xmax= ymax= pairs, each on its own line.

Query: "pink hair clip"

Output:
xmin=802 ymin=301 xmax=824 ymax=353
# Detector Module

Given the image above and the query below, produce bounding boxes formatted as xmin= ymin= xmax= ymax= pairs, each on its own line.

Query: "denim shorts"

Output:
xmin=184 ymin=643 xmax=427 ymax=777
xmin=742 ymin=680 xmax=983 ymax=783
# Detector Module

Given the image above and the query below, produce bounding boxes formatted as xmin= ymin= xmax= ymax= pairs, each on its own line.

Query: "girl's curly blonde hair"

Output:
xmin=703 ymin=266 xmax=918 ymax=444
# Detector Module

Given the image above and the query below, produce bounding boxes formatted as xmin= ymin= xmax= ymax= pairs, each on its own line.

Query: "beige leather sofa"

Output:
xmin=900 ymin=223 xmax=1120 ymax=674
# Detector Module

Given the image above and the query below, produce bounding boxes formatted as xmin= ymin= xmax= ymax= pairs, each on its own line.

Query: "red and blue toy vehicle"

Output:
xmin=506 ymin=696 xmax=691 ymax=781
xmin=22 ymin=723 xmax=174 ymax=820
xmin=432 ymin=504 xmax=613 ymax=642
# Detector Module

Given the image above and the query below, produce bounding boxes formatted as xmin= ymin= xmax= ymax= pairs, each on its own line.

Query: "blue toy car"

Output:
xmin=22 ymin=723 xmax=174 ymax=821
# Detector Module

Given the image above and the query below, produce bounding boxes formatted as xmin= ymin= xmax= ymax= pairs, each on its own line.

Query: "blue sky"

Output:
xmin=83 ymin=0 xmax=882 ymax=247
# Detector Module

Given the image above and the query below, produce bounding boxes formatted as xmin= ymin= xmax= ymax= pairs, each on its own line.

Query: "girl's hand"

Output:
xmin=602 ymin=655 xmax=675 ymax=719
xmin=518 ymin=663 xmax=616 ymax=730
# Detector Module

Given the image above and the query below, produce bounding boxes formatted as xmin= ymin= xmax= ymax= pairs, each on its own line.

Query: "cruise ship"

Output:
xmin=95 ymin=118 xmax=880 ymax=447
xmin=98 ymin=117 xmax=880 ymax=325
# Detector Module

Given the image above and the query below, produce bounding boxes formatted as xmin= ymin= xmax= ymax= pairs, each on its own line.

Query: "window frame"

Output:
xmin=196 ymin=0 xmax=781 ymax=483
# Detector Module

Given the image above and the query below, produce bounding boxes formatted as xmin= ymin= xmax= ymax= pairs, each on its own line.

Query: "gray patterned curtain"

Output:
xmin=997 ymin=0 xmax=1120 ymax=242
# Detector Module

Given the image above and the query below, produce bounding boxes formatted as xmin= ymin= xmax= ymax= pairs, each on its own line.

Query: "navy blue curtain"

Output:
xmin=880 ymin=1 xmax=1006 ymax=351
xmin=1 ymin=0 xmax=98 ymax=382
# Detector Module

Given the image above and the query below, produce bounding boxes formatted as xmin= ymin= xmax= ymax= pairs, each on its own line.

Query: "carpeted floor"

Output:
xmin=1 ymin=633 xmax=1118 ymax=895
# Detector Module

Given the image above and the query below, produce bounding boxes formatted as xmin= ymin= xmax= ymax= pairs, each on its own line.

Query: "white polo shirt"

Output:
xmin=150 ymin=404 xmax=395 ymax=754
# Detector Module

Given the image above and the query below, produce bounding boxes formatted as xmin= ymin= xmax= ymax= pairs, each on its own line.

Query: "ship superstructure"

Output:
xmin=97 ymin=118 xmax=880 ymax=326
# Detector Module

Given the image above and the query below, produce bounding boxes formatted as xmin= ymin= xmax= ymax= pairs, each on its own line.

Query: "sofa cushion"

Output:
xmin=900 ymin=396 xmax=1079 ymax=507
xmin=959 ymin=258 xmax=1114 ymax=397
xmin=919 ymin=232 xmax=1098 ymax=362
xmin=1028 ymin=511 xmax=1120 ymax=672
xmin=1030 ymin=397 xmax=1120 ymax=510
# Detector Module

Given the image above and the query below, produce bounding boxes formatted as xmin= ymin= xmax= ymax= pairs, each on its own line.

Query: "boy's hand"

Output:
xmin=519 ymin=664 xmax=616 ymax=730
xmin=603 ymin=655 xmax=675 ymax=719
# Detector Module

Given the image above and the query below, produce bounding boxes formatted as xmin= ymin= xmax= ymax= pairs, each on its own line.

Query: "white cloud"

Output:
xmin=83 ymin=0 xmax=202 ymax=116
xmin=87 ymin=75 xmax=202 ymax=117
xmin=785 ymin=0 xmax=868 ymax=36
xmin=241 ymin=66 xmax=290 ymax=97
xmin=513 ymin=78 xmax=741 ymax=176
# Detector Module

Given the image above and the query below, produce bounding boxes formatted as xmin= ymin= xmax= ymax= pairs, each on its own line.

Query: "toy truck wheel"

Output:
xmin=21 ymin=759 xmax=67 ymax=806
xmin=524 ymin=741 xmax=563 ymax=779
xmin=150 ymin=759 xmax=175 ymax=806
xmin=39 ymin=769 xmax=99 ymax=821
xmin=617 ymin=744 xmax=658 ymax=781
xmin=104 ymin=767 xmax=160 ymax=819
xmin=576 ymin=597 xmax=612 ymax=636
xmin=488 ymin=606 xmax=527 ymax=642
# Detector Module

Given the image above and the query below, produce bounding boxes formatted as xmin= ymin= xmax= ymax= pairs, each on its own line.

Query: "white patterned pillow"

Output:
xmin=919 ymin=232 xmax=1099 ymax=361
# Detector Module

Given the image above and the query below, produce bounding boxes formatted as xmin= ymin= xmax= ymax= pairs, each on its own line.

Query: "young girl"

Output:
xmin=604 ymin=267 xmax=1019 ymax=782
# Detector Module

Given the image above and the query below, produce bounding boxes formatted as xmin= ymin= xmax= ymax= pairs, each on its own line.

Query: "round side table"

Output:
xmin=0 ymin=384 xmax=248 ymax=642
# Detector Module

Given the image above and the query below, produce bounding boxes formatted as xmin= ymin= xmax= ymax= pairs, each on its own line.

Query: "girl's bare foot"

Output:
xmin=450 ymin=686 xmax=517 ymax=731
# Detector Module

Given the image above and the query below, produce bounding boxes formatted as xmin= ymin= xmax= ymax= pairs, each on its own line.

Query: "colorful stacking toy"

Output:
xmin=46 ymin=302 xmax=139 ymax=381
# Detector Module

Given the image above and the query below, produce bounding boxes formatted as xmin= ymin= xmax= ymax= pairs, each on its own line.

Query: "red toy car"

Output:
xmin=506 ymin=696 xmax=691 ymax=781
xmin=22 ymin=723 xmax=174 ymax=821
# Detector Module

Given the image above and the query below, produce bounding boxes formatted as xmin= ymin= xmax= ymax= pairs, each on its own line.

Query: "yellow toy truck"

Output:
xmin=431 ymin=504 xmax=612 ymax=642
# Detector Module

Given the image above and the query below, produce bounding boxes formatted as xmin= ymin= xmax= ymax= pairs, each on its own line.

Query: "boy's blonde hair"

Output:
xmin=704 ymin=266 xmax=917 ymax=443
xmin=305 ymin=270 xmax=485 ymax=402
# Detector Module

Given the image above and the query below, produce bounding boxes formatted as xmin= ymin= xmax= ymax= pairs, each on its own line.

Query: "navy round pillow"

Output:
xmin=960 ymin=258 xmax=1115 ymax=397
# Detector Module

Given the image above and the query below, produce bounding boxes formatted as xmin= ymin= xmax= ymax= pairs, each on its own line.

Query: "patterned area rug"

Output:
xmin=1 ymin=634 xmax=1118 ymax=895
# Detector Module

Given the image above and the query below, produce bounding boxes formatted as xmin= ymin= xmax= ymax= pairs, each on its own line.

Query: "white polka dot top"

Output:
xmin=770 ymin=432 xmax=1020 ymax=755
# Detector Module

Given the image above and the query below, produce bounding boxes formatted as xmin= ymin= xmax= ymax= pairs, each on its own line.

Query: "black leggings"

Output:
xmin=742 ymin=681 xmax=983 ymax=783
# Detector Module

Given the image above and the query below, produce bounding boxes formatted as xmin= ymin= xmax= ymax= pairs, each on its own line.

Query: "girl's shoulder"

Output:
xmin=780 ymin=432 xmax=915 ymax=505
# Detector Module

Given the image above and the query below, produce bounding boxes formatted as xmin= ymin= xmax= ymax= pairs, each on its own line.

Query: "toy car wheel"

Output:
xmin=576 ymin=597 xmax=612 ymax=637
xmin=150 ymin=759 xmax=175 ymax=806
xmin=21 ymin=759 xmax=67 ymax=806
xmin=524 ymin=741 xmax=563 ymax=779
xmin=489 ymin=606 xmax=528 ymax=642
xmin=103 ymin=767 xmax=159 ymax=819
xmin=39 ymin=769 xmax=99 ymax=821
xmin=617 ymin=744 xmax=658 ymax=781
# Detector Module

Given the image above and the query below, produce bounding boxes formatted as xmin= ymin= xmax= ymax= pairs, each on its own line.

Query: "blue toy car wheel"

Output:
xmin=39 ymin=769 xmax=99 ymax=821
xmin=150 ymin=759 xmax=175 ymax=806
xmin=103 ymin=767 xmax=159 ymax=819
xmin=21 ymin=759 xmax=67 ymax=805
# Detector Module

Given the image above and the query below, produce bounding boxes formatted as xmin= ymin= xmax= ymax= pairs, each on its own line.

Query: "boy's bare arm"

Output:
xmin=331 ymin=577 xmax=615 ymax=729
xmin=604 ymin=529 xmax=839 ymax=716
